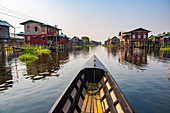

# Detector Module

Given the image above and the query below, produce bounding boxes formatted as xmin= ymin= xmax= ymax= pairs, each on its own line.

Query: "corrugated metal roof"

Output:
xmin=123 ymin=28 xmax=151 ymax=34
xmin=10 ymin=33 xmax=24 ymax=39
xmin=20 ymin=20 xmax=61 ymax=30
xmin=0 ymin=20 xmax=13 ymax=27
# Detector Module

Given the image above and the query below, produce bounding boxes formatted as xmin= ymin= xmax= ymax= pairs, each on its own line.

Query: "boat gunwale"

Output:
xmin=105 ymin=71 xmax=135 ymax=113
xmin=48 ymin=69 xmax=84 ymax=113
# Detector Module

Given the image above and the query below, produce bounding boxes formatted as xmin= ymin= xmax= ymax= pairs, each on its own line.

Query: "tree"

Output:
xmin=157 ymin=33 xmax=161 ymax=36
xmin=162 ymin=32 xmax=166 ymax=35
xmin=167 ymin=32 xmax=170 ymax=34
xmin=81 ymin=36 xmax=90 ymax=44
xmin=148 ymin=35 xmax=155 ymax=40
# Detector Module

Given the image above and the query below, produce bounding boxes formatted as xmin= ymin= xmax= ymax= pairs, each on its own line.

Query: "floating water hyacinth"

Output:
xmin=17 ymin=53 xmax=39 ymax=63
xmin=36 ymin=49 xmax=51 ymax=54
xmin=160 ymin=47 xmax=170 ymax=51
xmin=17 ymin=44 xmax=51 ymax=64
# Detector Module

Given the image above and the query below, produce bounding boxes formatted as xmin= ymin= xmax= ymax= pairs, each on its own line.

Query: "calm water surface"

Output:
xmin=0 ymin=46 xmax=169 ymax=113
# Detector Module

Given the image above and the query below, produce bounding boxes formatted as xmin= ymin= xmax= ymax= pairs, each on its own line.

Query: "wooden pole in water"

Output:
xmin=14 ymin=27 xmax=15 ymax=47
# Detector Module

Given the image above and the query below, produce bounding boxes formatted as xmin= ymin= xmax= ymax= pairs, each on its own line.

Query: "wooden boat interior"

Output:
xmin=49 ymin=56 xmax=134 ymax=113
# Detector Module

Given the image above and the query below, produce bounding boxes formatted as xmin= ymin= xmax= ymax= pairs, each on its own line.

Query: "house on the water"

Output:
xmin=71 ymin=36 xmax=83 ymax=46
xmin=57 ymin=33 xmax=69 ymax=49
xmin=105 ymin=38 xmax=110 ymax=46
xmin=20 ymin=20 xmax=61 ymax=46
xmin=119 ymin=28 xmax=151 ymax=46
xmin=90 ymin=40 xmax=101 ymax=45
xmin=10 ymin=33 xmax=24 ymax=46
xmin=110 ymin=36 xmax=120 ymax=45
xmin=0 ymin=20 xmax=14 ymax=49
xmin=151 ymin=34 xmax=170 ymax=47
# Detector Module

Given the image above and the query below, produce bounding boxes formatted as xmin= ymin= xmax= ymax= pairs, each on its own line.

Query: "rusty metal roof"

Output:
xmin=0 ymin=20 xmax=13 ymax=27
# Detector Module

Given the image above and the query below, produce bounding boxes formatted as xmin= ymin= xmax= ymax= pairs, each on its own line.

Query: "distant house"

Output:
xmin=90 ymin=40 xmax=100 ymax=45
xmin=71 ymin=36 xmax=83 ymax=46
xmin=0 ymin=20 xmax=13 ymax=40
xmin=160 ymin=34 xmax=170 ymax=47
xmin=17 ymin=32 xmax=25 ymax=37
xmin=10 ymin=33 xmax=24 ymax=46
xmin=119 ymin=28 xmax=151 ymax=46
xmin=104 ymin=41 xmax=107 ymax=45
xmin=153 ymin=34 xmax=170 ymax=47
xmin=110 ymin=36 xmax=120 ymax=45
xmin=57 ymin=34 xmax=69 ymax=46
xmin=107 ymin=39 xmax=111 ymax=45
xmin=20 ymin=20 xmax=61 ymax=46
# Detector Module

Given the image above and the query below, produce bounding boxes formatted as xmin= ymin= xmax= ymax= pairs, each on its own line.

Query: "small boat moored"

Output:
xmin=49 ymin=55 xmax=135 ymax=113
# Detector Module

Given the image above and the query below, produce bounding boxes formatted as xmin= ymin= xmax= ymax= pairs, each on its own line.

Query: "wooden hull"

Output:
xmin=49 ymin=55 xmax=135 ymax=113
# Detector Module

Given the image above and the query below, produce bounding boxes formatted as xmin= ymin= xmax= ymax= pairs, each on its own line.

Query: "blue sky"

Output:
xmin=0 ymin=0 xmax=170 ymax=42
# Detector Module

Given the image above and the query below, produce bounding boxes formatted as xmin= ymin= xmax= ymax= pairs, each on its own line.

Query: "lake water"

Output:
xmin=0 ymin=46 xmax=169 ymax=113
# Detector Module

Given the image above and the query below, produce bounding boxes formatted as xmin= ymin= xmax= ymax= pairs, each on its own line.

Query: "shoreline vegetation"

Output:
xmin=102 ymin=45 xmax=116 ymax=48
xmin=160 ymin=47 xmax=170 ymax=51
xmin=72 ymin=45 xmax=97 ymax=48
xmin=17 ymin=44 xmax=51 ymax=64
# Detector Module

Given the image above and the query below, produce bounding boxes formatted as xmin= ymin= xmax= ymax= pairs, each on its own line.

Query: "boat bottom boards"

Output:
xmin=81 ymin=83 xmax=103 ymax=113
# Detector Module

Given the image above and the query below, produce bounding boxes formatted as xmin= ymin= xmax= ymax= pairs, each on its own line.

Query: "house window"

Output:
xmin=138 ymin=34 xmax=141 ymax=38
xmin=42 ymin=26 xmax=45 ymax=32
xmin=133 ymin=34 xmax=135 ymax=39
xmin=27 ymin=36 xmax=30 ymax=41
xmin=48 ymin=28 xmax=50 ymax=33
xmin=143 ymin=34 xmax=146 ymax=38
xmin=35 ymin=26 xmax=38 ymax=32
xmin=43 ymin=36 xmax=46 ymax=40
xmin=51 ymin=28 xmax=53 ymax=33
xmin=27 ymin=26 xmax=30 ymax=32
xmin=35 ymin=36 xmax=38 ymax=40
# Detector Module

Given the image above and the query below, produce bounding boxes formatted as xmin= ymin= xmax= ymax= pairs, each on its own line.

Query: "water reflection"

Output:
xmin=25 ymin=51 xmax=69 ymax=81
xmin=70 ymin=46 xmax=90 ymax=58
xmin=106 ymin=47 xmax=169 ymax=71
xmin=0 ymin=47 xmax=169 ymax=93
xmin=148 ymin=48 xmax=169 ymax=62
xmin=119 ymin=48 xmax=148 ymax=70
xmin=106 ymin=47 xmax=119 ymax=58
xmin=0 ymin=51 xmax=21 ymax=92
xmin=0 ymin=46 xmax=170 ymax=113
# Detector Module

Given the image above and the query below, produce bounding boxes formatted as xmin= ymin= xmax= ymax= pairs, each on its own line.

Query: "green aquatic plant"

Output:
xmin=17 ymin=53 xmax=38 ymax=62
xmin=102 ymin=45 xmax=107 ymax=47
xmin=23 ymin=44 xmax=39 ymax=55
xmin=17 ymin=44 xmax=51 ymax=64
xmin=102 ymin=45 xmax=116 ymax=48
xmin=83 ymin=45 xmax=97 ymax=47
xmin=160 ymin=47 xmax=170 ymax=51
xmin=4 ymin=47 xmax=13 ymax=51
xmin=36 ymin=49 xmax=51 ymax=54
xmin=72 ymin=46 xmax=82 ymax=48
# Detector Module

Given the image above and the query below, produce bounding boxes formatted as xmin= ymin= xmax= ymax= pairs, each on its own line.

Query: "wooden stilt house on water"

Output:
xmin=119 ymin=28 xmax=151 ymax=46
xmin=20 ymin=20 xmax=61 ymax=46
xmin=0 ymin=20 xmax=14 ymax=49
